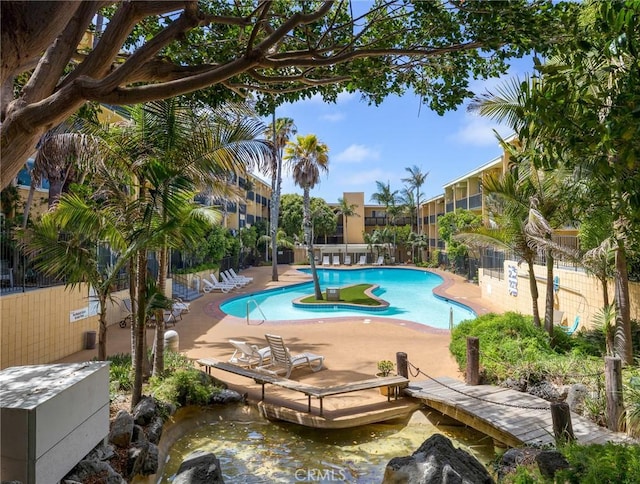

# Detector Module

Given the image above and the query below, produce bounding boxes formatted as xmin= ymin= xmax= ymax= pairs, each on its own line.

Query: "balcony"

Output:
xmin=456 ymin=198 xmax=468 ymax=210
xmin=469 ymin=193 xmax=482 ymax=210
xmin=445 ymin=202 xmax=454 ymax=212
xmin=365 ymin=216 xmax=387 ymax=226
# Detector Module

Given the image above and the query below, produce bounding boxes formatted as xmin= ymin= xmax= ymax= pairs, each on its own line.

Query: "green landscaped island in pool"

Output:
xmin=294 ymin=284 xmax=389 ymax=310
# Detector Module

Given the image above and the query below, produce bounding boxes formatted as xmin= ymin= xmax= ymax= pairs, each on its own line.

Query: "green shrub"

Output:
xmin=449 ymin=312 xmax=582 ymax=384
xmin=107 ymin=353 xmax=133 ymax=396
xmin=149 ymin=368 xmax=218 ymax=408
xmin=500 ymin=443 xmax=640 ymax=483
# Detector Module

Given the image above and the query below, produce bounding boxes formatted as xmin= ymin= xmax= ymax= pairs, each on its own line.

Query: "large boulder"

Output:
xmin=133 ymin=395 xmax=158 ymax=426
xmin=174 ymin=450 xmax=225 ymax=484
xmin=566 ymin=384 xmax=588 ymax=413
xmin=146 ymin=416 xmax=164 ymax=444
xmin=209 ymin=389 xmax=245 ymax=405
xmin=62 ymin=459 xmax=126 ymax=484
xmin=383 ymin=434 xmax=494 ymax=484
xmin=109 ymin=410 xmax=134 ymax=448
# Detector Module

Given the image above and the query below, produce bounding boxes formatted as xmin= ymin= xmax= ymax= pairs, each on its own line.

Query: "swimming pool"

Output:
xmin=219 ymin=268 xmax=476 ymax=329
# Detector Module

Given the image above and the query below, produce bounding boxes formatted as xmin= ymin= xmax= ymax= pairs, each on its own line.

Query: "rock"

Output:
xmin=497 ymin=448 xmax=541 ymax=480
xmin=132 ymin=424 xmax=147 ymax=444
xmin=209 ymin=389 xmax=244 ymax=405
xmin=86 ymin=441 xmax=116 ymax=461
xmin=63 ymin=459 xmax=126 ymax=484
xmin=109 ymin=410 xmax=134 ymax=448
xmin=535 ymin=450 xmax=570 ymax=479
xmin=133 ymin=396 xmax=157 ymax=426
xmin=528 ymin=382 xmax=560 ymax=401
xmin=127 ymin=442 xmax=149 ymax=479
xmin=566 ymin=384 xmax=588 ymax=413
xmin=147 ymin=416 xmax=164 ymax=444
xmin=503 ymin=378 xmax=527 ymax=392
xmin=141 ymin=443 xmax=159 ymax=475
xmin=174 ymin=450 xmax=225 ymax=484
xmin=382 ymin=434 xmax=494 ymax=484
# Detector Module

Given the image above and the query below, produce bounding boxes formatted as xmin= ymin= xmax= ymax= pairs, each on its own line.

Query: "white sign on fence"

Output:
xmin=508 ymin=265 xmax=518 ymax=296
xmin=70 ymin=307 xmax=89 ymax=323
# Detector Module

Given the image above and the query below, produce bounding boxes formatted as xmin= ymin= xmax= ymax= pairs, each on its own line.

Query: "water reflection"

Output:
xmin=160 ymin=405 xmax=495 ymax=483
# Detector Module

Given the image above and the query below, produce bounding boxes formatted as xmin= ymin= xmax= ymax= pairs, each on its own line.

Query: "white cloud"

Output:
xmin=321 ymin=112 xmax=345 ymax=122
xmin=451 ymin=113 xmax=513 ymax=147
xmin=334 ymin=144 xmax=381 ymax=163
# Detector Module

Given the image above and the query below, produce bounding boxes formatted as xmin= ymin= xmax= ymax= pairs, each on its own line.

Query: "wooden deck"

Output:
xmin=197 ymin=357 xmax=411 ymax=418
xmin=405 ymin=377 xmax=633 ymax=448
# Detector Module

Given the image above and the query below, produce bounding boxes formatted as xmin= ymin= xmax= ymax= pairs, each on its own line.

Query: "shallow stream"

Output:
xmin=158 ymin=405 xmax=495 ymax=483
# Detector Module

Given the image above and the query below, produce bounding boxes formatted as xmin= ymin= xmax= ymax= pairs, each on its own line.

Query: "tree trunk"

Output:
xmin=153 ymin=247 xmax=168 ymax=376
xmin=614 ymin=238 xmax=632 ymax=364
xmin=344 ymin=217 xmax=348 ymax=255
xmin=600 ymin=275 xmax=610 ymax=307
xmin=544 ymin=249 xmax=554 ymax=337
xmin=132 ymin=250 xmax=147 ymax=409
xmin=98 ymin=293 xmax=108 ymax=361
xmin=22 ymin=180 xmax=36 ymax=228
xmin=270 ymin=168 xmax=280 ymax=281
xmin=526 ymin=258 xmax=541 ymax=327
xmin=304 ymin=188 xmax=323 ymax=300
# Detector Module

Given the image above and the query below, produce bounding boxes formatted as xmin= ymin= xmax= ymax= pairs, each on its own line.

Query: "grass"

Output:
xmin=299 ymin=283 xmax=382 ymax=306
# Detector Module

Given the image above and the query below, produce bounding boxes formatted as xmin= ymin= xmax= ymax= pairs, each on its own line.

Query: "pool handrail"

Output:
xmin=246 ymin=298 xmax=267 ymax=325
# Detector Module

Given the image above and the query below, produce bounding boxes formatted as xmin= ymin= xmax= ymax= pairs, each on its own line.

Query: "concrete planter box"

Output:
xmin=1 ymin=361 xmax=110 ymax=484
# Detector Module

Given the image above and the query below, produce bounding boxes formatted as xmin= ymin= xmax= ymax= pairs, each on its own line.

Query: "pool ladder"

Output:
xmin=246 ymin=299 xmax=266 ymax=325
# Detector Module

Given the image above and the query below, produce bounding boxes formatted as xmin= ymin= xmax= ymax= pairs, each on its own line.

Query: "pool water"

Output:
xmin=220 ymin=268 xmax=475 ymax=329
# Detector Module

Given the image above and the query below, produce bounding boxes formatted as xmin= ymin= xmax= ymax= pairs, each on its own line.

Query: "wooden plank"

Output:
xmin=318 ymin=376 xmax=408 ymax=397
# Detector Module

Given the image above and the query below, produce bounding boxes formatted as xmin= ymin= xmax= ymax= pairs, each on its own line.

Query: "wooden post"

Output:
xmin=466 ymin=337 xmax=480 ymax=385
xmin=551 ymin=402 xmax=575 ymax=444
xmin=605 ymin=356 xmax=624 ymax=431
xmin=396 ymin=352 xmax=408 ymax=378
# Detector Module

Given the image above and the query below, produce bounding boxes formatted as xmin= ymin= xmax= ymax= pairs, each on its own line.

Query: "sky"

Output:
xmin=258 ymin=57 xmax=535 ymax=205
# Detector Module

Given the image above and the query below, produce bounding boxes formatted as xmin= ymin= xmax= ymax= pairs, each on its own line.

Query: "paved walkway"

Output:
xmin=58 ymin=265 xmax=502 ymax=421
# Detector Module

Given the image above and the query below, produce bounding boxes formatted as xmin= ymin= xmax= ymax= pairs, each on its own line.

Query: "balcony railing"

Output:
xmin=469 ymin=193 xmax=482 ymax=209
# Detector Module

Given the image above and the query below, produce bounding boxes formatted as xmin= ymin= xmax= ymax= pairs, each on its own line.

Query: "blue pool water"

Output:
xmin=220 ymin=268 xmax=476 ymax=329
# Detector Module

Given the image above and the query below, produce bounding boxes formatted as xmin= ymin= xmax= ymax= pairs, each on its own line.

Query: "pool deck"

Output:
xmin=57 ymin=264 xmax=503 ymax=428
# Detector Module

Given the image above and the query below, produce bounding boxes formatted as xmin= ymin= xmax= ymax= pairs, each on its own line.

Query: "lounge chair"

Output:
xmin=332 ymin=255 xmax=340 ymax=266
xmin=228 ymin=268 xmax=253 ymax=283
xmin=357 ymin=255 xmax=367 ymax=266
xmin=343 ymin=255 xmax=352 ymax=265
xmin=228 ymin=339 xmax=271 ymax=367
xmin=373 ymin=255 xmax=384 ymax=266
xmin=221 ymin=270 xmax=248 ymax=287
xmin=258 ymin=334 xmax=324 ymax=378
xmin=321 ymin=255 xmax=330 ymax=266
xmin=564 ymin=316 xmax=581 ymax=335
xmin=202 ymin=276 xmax=234 ymax=293
xmin=172 ymin=298 xmax=190 ymax=317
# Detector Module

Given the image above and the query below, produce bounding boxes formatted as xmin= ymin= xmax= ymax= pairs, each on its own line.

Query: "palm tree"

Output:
xmin=284 ymin=134 xmax=329 ymax=300
xmin=335 ymin=197 xmax=359 ymax=257
xmin=456 ymin=171 xmax=544 ymax=327
xmin=19 ymin=193 xmax=133 ymax=361
xmin=263 ymin=117 xmax=297 ymax=282
xmin=370 ymin=180 xmax=398 ymax=228
xmin=259 ymin=228 xmax=295 ymax=261
xmin=469 ymin=77 xmax=570 ymax=336
xmin=402 ymin=166 xmax=429 ymax=234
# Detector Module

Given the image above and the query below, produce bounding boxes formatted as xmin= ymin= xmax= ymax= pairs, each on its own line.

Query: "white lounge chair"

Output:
xmin=332 ymin=255 xmax=340 ymax=266
xmin=258 ymin=334 xmax=324 ymax=378
xmin=202 ymin=276 xmax=234 ymax=293
xmin=228 ymin=268 xmax=253 ymax=283
xmin=228 ymin=339 xmax=271 ymax=367
xmin=221 ymin=270 xmax=248 ymax=288
xmin=344 ymin=255 xmax=352 ymax=265
xmin=321 ymin=255 xmax=330 ymax=266
xmin=373 ymin=255 xmax=384 ymax=266
xmin=172 ymin=298 xmax=190 ymax=316
xmin=357 ymin=255 xmax=367 ymax=265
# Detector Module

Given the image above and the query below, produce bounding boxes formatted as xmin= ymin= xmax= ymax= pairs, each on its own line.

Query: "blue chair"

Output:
xmin=564 ymin=316 xmax=580 ymax=335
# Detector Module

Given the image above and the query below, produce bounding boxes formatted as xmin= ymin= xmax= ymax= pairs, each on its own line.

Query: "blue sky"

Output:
xmin=262 ymin=57 xmax=534 ymax=205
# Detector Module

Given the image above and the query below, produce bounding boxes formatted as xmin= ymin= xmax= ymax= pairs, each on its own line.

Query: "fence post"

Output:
xmin=551 ymin=402 xmax=575 ymax=444
xmin=466 ymin=337 xmax=480 ymax=385
xmin=396 ymin=352 xmax=408 ymax=378
xmin=605 ymin=356 xmax=624 ymax=431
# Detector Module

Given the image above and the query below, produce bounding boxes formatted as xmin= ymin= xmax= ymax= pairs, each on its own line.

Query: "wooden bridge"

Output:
xmin=405 ymin=377 xmax=633 ymax=448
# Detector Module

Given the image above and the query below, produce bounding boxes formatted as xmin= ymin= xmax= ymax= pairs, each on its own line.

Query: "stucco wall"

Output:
xmin=480 ymin=261 xmax=640 ymax=331
xmin=1 ymin=284 xmax=99 ymax=369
